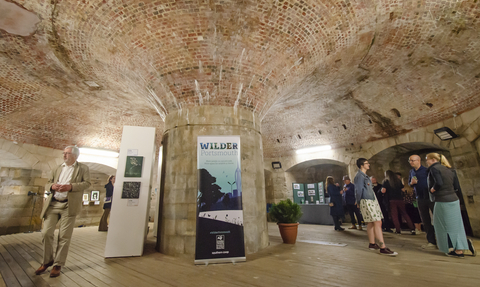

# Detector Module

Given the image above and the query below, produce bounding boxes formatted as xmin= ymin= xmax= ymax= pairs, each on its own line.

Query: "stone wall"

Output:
xmin=264 ymin=166 xmax=290 ymax=204
xmin=0 ymin=167 xmax=47 ymax=235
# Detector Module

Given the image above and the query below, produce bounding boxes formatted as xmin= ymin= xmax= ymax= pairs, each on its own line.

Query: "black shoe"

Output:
xmin=410 ymin=230 xmax=416 ymax=235
xmin=467 ymin=239 xmax=476 ymax=256
xmin=394 ymin=231 xmax=402 ymax=235
xmin=446 ymin=251 xmax=464 ymax=258
xmin=335 ymin=227 xmax=345 ymax=231
xmin=369 ymin=243 xmax=380 ymax=250
xmin=380 ymin=247 xmax=398 ymax=256
xmin=384 ymin=229 xmax=393 ymax=233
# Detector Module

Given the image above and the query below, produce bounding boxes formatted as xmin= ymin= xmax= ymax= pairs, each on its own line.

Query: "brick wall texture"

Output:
xmin=0 ymin=0 xmax=479 ymax=158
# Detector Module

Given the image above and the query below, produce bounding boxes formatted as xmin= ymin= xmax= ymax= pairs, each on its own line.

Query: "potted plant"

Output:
xmin=269 ymin=199 xmax=303 ymax=244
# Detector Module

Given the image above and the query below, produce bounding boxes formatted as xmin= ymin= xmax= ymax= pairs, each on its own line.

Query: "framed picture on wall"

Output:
xmin=91 ymin=191 xmax=100 ymax=201
xmin=83 ymin=193 xmax=89 ymax=201
xmin=125 ymin=156 xmax=143 ymax=177
xmin=122 ymin=182 xmax=141 ymax=199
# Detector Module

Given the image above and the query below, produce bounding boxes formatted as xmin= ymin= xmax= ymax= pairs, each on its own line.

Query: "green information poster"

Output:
xmin=305 ymin=183 xmax=319 ymax=204
xmin=318 ymin=182 xmax=325 ymax=204
xmin=292 ymin=183 xmax=305 ymax=204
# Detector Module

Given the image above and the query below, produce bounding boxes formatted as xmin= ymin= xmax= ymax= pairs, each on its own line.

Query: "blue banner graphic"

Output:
xmin=195 ymin=136 xmax=246 ymax=264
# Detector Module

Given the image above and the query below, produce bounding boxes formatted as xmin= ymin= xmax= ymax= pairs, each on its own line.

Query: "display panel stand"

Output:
xmin=104 ymin=126 xmax=156 ymax=258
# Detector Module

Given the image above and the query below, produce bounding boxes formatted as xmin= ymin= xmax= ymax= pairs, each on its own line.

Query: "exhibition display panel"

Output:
xmin=292 ymin=182 xmax=334 ymax=225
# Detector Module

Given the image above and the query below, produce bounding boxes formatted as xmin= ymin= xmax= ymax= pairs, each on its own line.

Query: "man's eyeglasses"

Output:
xmin=408 ymin=159 xmax=418 ymax=162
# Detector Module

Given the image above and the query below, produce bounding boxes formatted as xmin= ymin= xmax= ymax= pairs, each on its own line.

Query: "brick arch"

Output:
xmin=0 ymin=140 xmax=61 ymax=172
xmin=285 ymin=158 xmax=347 ymax=173
xmin=0 ymin=139 xmax=118 ymax=175
xmin=358 ymin=128 xmax=445 ymax=160
xmin=368 ymin=142 xmax=448 ymax=162
xmin=278 ymin=150 xmax=351 ymax=172
xmin=0 ymin=148 xmax=31 ymax=169
xmin=459 ymin=112 xmax=480 ymax=143
xmin=82 ymin=162 xmax=117 ymax=175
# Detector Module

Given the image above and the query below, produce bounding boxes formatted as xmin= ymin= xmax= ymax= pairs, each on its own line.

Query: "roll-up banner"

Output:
xmin=195 ymin=136 xmax=246 ymax=264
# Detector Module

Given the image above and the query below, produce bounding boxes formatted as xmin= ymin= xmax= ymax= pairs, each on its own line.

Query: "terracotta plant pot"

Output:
xmin=277 ymin=222 xmax=299 ymax=244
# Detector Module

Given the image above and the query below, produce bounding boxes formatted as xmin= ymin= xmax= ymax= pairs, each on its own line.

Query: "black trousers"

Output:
xmin=378 ymin=201 xmax=392 ymax=230
xmin=417 ymin=198 xmax=436 ymax=245
xmin=332 ymin=215 xmax=342 ymax=230
xmin=346 ymin=204 xmax=363 ymax=225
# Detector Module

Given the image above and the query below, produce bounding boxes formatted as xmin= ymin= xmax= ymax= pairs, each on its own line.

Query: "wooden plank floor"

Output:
xmin=1 ymin=223 xmax=480 ymax=287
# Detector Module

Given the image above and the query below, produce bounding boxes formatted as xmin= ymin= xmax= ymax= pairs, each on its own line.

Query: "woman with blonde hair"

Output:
xmin=426 ymin=153 xmax=474 ymax=257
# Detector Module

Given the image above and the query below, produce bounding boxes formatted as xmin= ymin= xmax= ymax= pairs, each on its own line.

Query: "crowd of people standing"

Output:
xmin=327 ymin=154 xmax=476 ymax=258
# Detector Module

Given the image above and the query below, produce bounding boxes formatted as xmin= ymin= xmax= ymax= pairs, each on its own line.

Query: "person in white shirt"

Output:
xmin=35 ymin=146 xmax=91 ymax=277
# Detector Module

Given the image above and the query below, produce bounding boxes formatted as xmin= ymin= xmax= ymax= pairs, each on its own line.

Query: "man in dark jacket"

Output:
xmin=343 ymin=175 xmax=363 ymax=230
xmin=409 ymin=154 xmax=436 ymax=249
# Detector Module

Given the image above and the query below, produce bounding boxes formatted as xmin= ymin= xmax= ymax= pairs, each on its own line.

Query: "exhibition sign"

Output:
xmin=195 ymin=136 xmax=246 ymax=264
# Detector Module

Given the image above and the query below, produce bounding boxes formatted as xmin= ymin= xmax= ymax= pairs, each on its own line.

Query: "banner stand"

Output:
xmin=195 ymin=257 xmax=246 ymax=265
xmin=195 ymin=135 xmax=246 ymax=265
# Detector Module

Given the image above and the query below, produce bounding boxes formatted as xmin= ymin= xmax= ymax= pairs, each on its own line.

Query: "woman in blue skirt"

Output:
xmin=426 ymin=153 xmax=473 ymax=258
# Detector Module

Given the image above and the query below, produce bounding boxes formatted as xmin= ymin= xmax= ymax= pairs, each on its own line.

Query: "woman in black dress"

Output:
xmin=99 ymin=175 xmax=115 ymax=232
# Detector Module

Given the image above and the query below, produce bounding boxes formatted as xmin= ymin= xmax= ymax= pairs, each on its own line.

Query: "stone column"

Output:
xmin=156 ymin=106 xmax=268 ymax=256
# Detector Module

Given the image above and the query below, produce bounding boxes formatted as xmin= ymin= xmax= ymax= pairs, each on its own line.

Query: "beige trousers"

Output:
xmin=41 ymin=201 xmax=76 ymax=267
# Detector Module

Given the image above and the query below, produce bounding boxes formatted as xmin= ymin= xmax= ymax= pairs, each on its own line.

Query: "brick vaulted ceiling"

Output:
xmin=1 ymin=0 xmax=479 ymax=159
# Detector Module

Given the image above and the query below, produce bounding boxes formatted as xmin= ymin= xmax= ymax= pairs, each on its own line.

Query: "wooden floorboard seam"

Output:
xmin=0 ymin=237 xmax=50 ymax=287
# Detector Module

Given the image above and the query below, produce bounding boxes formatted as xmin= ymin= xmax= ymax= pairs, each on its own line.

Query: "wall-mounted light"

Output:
xmin=295 ymin=145 xmax=332 ymax=154
xmin=272 ymin=162 xmax=282 ymax=169
xmin=433 ymin=127 xmax=458 ymax=141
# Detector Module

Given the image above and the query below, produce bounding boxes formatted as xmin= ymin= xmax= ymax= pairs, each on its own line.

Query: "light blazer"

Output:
xmin=41 ymin=162 xmax=91 ymax=218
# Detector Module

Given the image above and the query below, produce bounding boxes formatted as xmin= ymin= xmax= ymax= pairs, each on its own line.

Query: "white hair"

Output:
xmin=65 ymin=146 xmax=80 ymax=158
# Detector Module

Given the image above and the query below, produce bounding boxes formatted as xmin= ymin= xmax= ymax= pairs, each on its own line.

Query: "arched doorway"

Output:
xmin=285 ymin=159 xmax=348 ymax=190
xmin=368 ymin=142 xmax=473 ymax=237
xmin=284 ymin=159 xmax=348 ymax=225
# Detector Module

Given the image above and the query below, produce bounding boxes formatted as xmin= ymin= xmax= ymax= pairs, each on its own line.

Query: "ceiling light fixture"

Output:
xmin=85 ymin=81 xmax=100 ymax=88
xmin=295 ymin=145 xmax=332 ymax=154
xmin=433 ymin=127 xmax=458 ymax=141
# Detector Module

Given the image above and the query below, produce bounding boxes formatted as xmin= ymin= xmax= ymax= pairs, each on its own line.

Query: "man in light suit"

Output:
xmin=35 ymin=146 xmax=91 ymax=277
